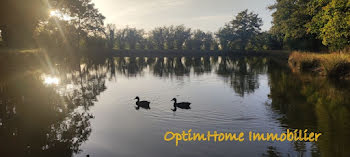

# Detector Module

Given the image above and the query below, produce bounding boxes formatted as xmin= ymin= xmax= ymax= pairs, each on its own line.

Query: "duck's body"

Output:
xmin=171 ymin=98 xmax=191 ymax=111
xmin=135 ymin=97 xmax=150 ymax=109
xmin=174 ymin=102 xmax=191 ymax=109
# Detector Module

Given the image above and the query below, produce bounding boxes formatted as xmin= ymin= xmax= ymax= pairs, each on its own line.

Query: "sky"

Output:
xmin=92 ymin=0 xmax=275 ymax=32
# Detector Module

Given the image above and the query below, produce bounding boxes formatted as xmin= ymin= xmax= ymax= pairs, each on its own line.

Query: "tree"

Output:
xmin=258 ymin=32 xmax=284 ymax=50
xmin=114 ymin=27 xmax=145 ymax=50
xmin=307 ymin=0 xmax=350 ymax=50
xmin=123 ymin=27 xmax=144 ymax=49
xmin=212 ymin=39 xmax=220 ymax=50
xmin=216 ymin=10 xmax=263 ymax=51
xmin=34 ymin=18 xmax=81 ymax=49
xmin=165 ymin=26 xmax=176 ymax=49
xmin=269 ymin=0 xmax=310 ymax=41
xmin=151 ymin=27 xmax=167 ymax=50
xmin=0 ymin=0 xmax=106 ymax=49
xmin=57 ymin=0 xmax=105 ymax=48
xmin=216 ymin=24 xmax=232 ymax=50
xmin=138 ymin=35 xmax=147 ymax=49
xmin=0 ymin=0 xmax=49 ymax=47
xmin=268 ymin=0 xmax=323 ymax=51
xmin=115 ymin=29 xmax=127 ymax=49
xmin=135 ymin=29 xmax=146 ymax=49
xmin=192 ymin=30 xmax=206 ymax=50
xmin=104 ymin=24 xmax=116 ymax=49
xmin=203 ymin=32 xmax=214 ymax=50
xmin=230 ymin=10 xmax=262 ymax=50
xmin=174 ymin=25 xmax=191 ymax=50
xmin=145 ymin=37 xmax=155 ymax=50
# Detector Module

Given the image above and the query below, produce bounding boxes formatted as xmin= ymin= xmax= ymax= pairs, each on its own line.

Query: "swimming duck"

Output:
xmin=135 ymin=96 xmax=150 ymax=109
xmin=171 ymin=98 xmax=191 ymax=111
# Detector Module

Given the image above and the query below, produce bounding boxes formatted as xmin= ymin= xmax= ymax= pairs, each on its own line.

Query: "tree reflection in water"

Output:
xmin=1 ymin=55 xmax=349 ymax=156
xmin=0 ymin=56 xmax=107 ymax=157
xmin=266 ymin=59 xmax=350 ymax=157
xmin=217 ymin=57 xmax=267 ymax=96
xmin=0 ymin=55 xmax=265 ymax=156
xmin=112 ymin=56 xmax=265 ymax=97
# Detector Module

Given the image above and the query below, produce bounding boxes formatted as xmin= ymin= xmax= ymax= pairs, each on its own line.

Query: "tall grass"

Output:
xmin=289 ymin=51 xmax=350 ymax=78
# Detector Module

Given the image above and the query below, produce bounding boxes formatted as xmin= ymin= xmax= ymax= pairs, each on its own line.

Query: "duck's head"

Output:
xmin=135 ymin=96 xmax=140 ymax=100
xmin=171 ymin=98 xmax=177 ymax=102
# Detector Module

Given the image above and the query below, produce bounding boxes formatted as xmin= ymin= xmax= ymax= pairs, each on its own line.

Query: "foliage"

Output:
xmin=0 ymin=0 xmax=49 ymax=47
xmin=104 ymin=24 xmax=116 ymax=49
xmin=268 ymin=0 xmax=325 ymax=51
xmin=0 ymin=0 xmax=106 ymax=49
xmin=255 ymin=32 xmax=284 ymax=50
xmin=191 ymin=30 xmax=206 ymax=50
xmin=164 ymin=26 xmax=176 ymax=49
xmin=270 ymin=0 xmax=350 ymax=51
xmin=173 ymin=25 xmax=191 ymax=50
xmin=307 ymin=0 xmax=350 ymax=50
xmin=269 ymin=0 xmax=310 ymax=40
xmin=114 ymin=27 xmax=145 ymax=50
xmin=216 ymin=10 xmax=263 ymax=51
xmin=216 ymin=24 xmax=232 ymax=50
xmin=34 ymin=18 xmax=81 ymax=48
xmin=150 ymin=27 xmax=167 ymax=50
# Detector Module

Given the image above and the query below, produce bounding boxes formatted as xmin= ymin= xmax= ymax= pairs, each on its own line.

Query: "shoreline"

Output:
xmin=289 ymin=51 xmax=350 ymax=79
xmin=0 ymin=48 xmax=290 ymax=59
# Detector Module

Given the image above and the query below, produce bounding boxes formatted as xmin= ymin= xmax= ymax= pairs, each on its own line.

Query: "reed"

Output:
xmin=289 ymin=51 xmax=350 ymax=78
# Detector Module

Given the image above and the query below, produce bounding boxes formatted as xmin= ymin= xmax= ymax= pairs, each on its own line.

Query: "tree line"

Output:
xmin=269 ymin=0 xmax=350 ymax=51
xmin=103 ymin=25 xmax=219 ymax=50
xmin=0 ymin=0 xmax=349 ymax=51
xmin=0 ymin=0 xmax=278 ymax=51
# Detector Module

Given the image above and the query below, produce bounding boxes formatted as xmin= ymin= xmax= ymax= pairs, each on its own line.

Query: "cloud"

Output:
xmin=93 ymin=0 xmax=273 ymax=31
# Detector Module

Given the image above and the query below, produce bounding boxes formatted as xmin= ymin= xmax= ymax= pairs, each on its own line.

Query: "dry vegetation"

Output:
xmin=289 ymin=51 xmax=350 ymax=78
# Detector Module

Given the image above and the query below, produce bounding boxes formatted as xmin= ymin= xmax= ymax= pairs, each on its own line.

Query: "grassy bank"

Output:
xmin=289 ymin=51 xmax=350 ymax=79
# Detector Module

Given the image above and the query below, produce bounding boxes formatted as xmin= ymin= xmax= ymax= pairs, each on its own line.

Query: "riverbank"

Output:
xmin=104 ymin=49 xmax=289 ymax=58
xmin=0 ymin=48 xmax=290 ymax=60
xmin=288 ymin=51 xmax=350 ymax=79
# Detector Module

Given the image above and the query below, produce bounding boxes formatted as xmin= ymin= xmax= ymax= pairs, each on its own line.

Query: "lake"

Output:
xmin=0 ymin=55 xmax=349 ymax=157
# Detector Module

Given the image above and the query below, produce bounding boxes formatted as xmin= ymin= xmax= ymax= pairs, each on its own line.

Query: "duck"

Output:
xmin=134 ymin=96 xmax=150 ymax=110
xmin=171 ymin=98 xmax=191 ymax=111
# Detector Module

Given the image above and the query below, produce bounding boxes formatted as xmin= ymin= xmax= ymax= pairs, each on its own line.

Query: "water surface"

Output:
xmin=0 ymin=55 xmax=349 ymax=157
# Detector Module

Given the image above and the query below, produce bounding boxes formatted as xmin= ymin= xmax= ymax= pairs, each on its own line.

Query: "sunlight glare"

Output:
xmin=49 ymin=10 xmax=71 ymax=21
xmin=50 ymin=10 xmax=60 ymax=17
xmin=43 ymin=76 xmax=60 ymax=85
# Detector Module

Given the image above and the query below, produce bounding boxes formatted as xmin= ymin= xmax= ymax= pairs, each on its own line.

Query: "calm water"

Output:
xmin=1 ymin=55 xmax=350 ymax=157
